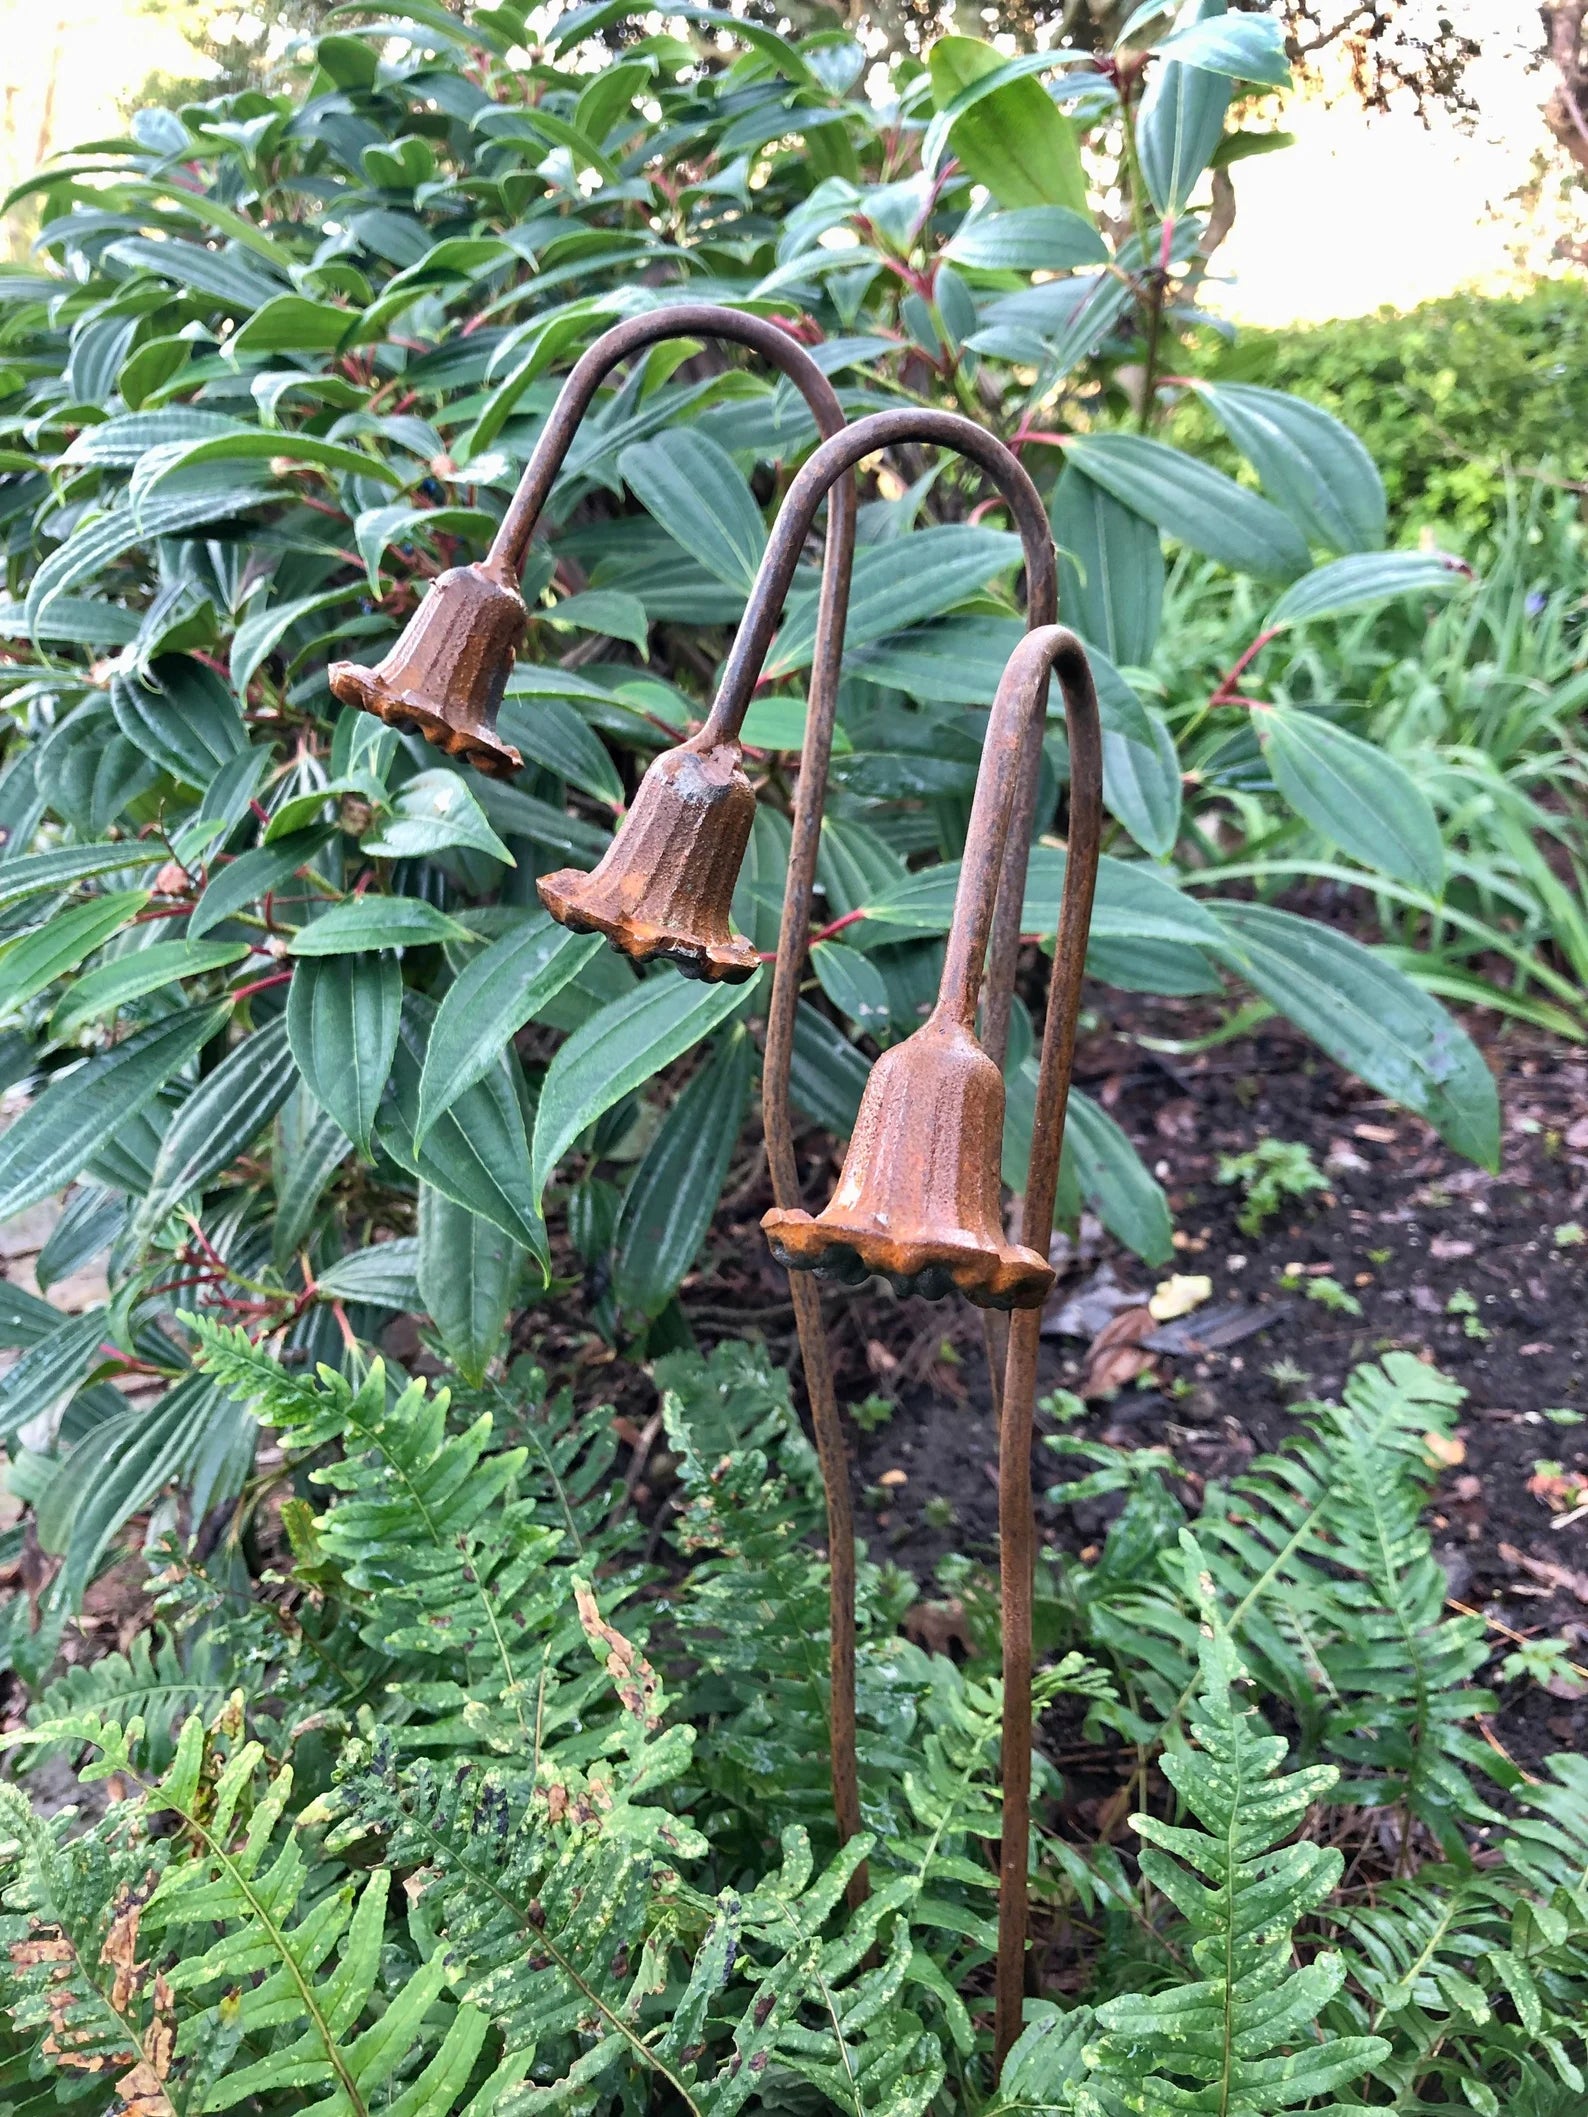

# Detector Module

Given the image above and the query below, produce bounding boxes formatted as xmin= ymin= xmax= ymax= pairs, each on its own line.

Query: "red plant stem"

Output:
xmin=229 ymin=969 xmax=293 ymax=1004
xmin=131 ymin=903 xmax=196 ymax=925
xmin=1210 ymin=626 xmax=1281 ymax=707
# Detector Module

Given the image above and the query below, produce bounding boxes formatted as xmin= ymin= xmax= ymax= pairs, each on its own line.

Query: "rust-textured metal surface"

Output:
xmin=764 ymin=1016 xmax=1054 ymax=1307
xmin=538 ymin=734 xmax=760 ymax=982
xmin=992 ymin=627 xmax=1104 ymax=2072
xmin=328 ymin=558 xmax=526 ymax=778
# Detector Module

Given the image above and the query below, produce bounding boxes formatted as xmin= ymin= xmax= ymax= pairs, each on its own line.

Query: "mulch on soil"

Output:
xmin=677 ymin=993 xmax=1588 ymax=1774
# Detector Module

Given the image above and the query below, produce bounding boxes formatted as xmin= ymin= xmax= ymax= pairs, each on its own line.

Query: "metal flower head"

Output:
xmin=329 ymin=560 xmax=524 ymax=778
xmin=764 ymin=1012 xmax=1054 ymax=1309
xmin=538 ymin=733 xmax=760 ymax=982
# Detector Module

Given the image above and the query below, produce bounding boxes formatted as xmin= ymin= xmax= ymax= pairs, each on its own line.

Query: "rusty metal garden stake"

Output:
xmin=329 ymin=305 xmax=869 ymax=1870
xmin=546 ymin=417 xmax=1092 ymax=2032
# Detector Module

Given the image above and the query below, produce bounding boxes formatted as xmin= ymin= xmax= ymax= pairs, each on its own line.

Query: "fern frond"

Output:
xmin=0 ymin=1783 xmax=178 ymax=2115
xmin=1075 ymin=1533 xmax=1389 ymax=2116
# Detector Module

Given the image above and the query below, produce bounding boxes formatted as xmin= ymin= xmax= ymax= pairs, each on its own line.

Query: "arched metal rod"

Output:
xmin=709 ymin=412 xmax=1076 ymax=1947
xmin=986 ymin=631 xmax=1103 ymax=2071
xmin=487 ymin=307 xmax=874 ymax=1876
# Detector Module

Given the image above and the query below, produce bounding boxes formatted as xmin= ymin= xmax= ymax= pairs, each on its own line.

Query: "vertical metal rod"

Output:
xmin=993 ymin=635 xmax=1104 ymax=2070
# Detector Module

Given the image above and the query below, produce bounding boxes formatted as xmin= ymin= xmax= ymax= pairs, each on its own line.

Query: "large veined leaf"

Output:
xmin=287 ymin=953 xmax=402 ymax=1157
xmin=1256 ymin=705 xmax=1444 ymax=895
xmin=0 ymin=890 xmax=149 ymax=1020
xmin=417 ymin=1186 xmax=522 ymax=1384
xmin=530 ymin=972 xmax=756 ymax=1201
xmin=1102 ymin=706 xmax=1183 ymax=859
xmin=1136 ymin=0 xmax=1232 ymax=213
xmin=41 ymin=1375 xmax=220 ymax=1599
xmin=788 ymin=999 xmax=871 ymax=1133
xmin=861 ymin=847 xmax=1220 ymax=950
xmin=1190 ymin=379 xmax=1385 ymax=554
xmin=1053 ymin=465 xmax=1164 ymax=667
xmin=620 ymin=429 xmax=768 ymax=595
xmin=314 ymin=1236 xmax=421 ymax=1309
xmin=188 ymin=827 xmax=335 ymax=941
xmin=1209 ymin=900 xmax=1499 ymax=1167
xmin=130 ymin=428 xmax=403 ymax=509
xmin=0 ymin=845 xmax=153 ymax=918
xmin=928 ymin=36 xmax=1090 ymax=215
xmin=0 ymin=1003 xmax=229 ymax=1226
xmin=1156 ymin=8 xmax=1291 ymax=86
xmin=764 ymin=526 xmax=1024 ymax=677
xmin=0 ymin=1310 xmax=110 ymax=1448
xmin=50 ymin=940 xmax=247 ymax=1043
xmin=289 ymin=894 xmax=473 ymax=955
xmin=272 ymin=1091 xmax=351 ymax=1266
xmin=228 ymin=294 xmax=357 ymax=358
xmin=497 ymin=696 xmax=625 ymax=807
xmin=379 ymin=996 xmax=548 ymax=1262
xmin=1004 ymin=1059 xmax=1171 ymax=1262
xmin=611 ymin=1026 xmax=753 ymax=1317
xmin=1064 ymin=433 xmax=1310 ymax=582
xmin=360 ymin=769 xmax=513 ymax=864
xmin=25 ymin=482 xmax=275 ymax=635
xmin=1265 ymin=550 xmax=1471 ymax=629
xmin=109 ymin=655 xmax=248 ymax=786
xmin=416 ymin=917 xmax=601 ymax=1145
xmin=103 ymin=236 xmax=287 ymax=310
xmin=944 ymin=206 xmax=1107 ymax=272
xmin=130 ymin=1020 xmax=300 ymax=1244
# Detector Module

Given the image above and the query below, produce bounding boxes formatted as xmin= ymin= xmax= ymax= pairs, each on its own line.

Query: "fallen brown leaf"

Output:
xmin=1499 ymin=1541 xmax=1588 ymax=1607
xmin=1081 ymin=1307 xmax=1156 ymax=1399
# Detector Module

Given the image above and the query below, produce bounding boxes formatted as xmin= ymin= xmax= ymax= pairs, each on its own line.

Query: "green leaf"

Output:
xmin=228 ymin=294 xmax=356 ymax=358
xmin=612 ymin=1027 xmax=753 ymax=1317
xmin=765 ymin=526 xmax=1023 ymax=678
xmin=809 ymin=940 xmax=891 ymax=1035
xmin=188 ymin=828 xmax=335 ymax=942
xmin=542 ymin=589 xmax=649 ymax=655
xmin=1053 ymin=465 xmax=1163 ymax=666
xmin=863 ymin=846 xmax=1220 ymax=950
xmin=1137 ymin=0 xmax=1232 ymax=213
xmin=361 ymin=769 xmax=514 ymax=863
xmin=1265 ymin=550 xmax=1471 ymax=628
xmin=1062 ymin=1085 xmax=1174 ymax=1265
xmin=272 ymin=1089 xmax=350 ymax=1266
xmin=0 ymin=890 xmax=149 ymax=1020
xmin=0 ymin=1311 xmax=111 ymax=1447
xmin=531 ymin=971 xmax=757 ymax=1201
xmin=1257 ymin=706 xmax=1444 ymax=894
xmin=789 ymin=999 xmax=870 ymax=1133
xmin=131 ymin=430 xmax=403 ymax=511
xmin=1064 ymin=432 xmax=1310 ymax=581
xmin=131 ymin=1020 xmax=300 ymax=1243
xmin=1210 ymin=899 xmax=1499 ymax=1167
xmin=497 ymin=696 xmax=625 ymax=807
xmin=314 ymin=1236 xmax=420 ymax=1308
xmin=944 ymin=206 xmax=1107 ymax=271
xmin=1190 ymin=380 xmax=1385 ymax=554
xmin=51 ymin=940 xmax=247 ymax=1043
xmin=231 ymin=588 xmax=361 ymax=695
xmin=416 ymin=916 xmax=600 ymax=1145
xmin=1157 ymin=8 xmax=1290 ymax=86
xmin=1102 ymin=705 xmax=1182 ymax=859
xmin=929 ymin=36 xmax=1090 ymax=214
xmin=353 ymin=504 xmax=497 ymax=592
xmin=418 ymin=1186 xmax=522 ymax=1384
xmin=289 ymin=895 xmax=473 ymax=955
xmin=620 ymin=430 xmax=768 ymax=595
xmin=0 ymin=845 xmax=152 ymax=918
xmin=380 ymin=995 xmax=548 ymax=1263
xmin=47 ymin=1377 xmax=220 ymax=1600
xmin=109 ymin=656 xmax=248 ymax=787
xmin=26 ymin=485 xmax=274 ymax=637
xmin=287 ymin=953 xmax=402 ymax=1158
xmin=0 ymin=1003 xmax=228 ymax=1226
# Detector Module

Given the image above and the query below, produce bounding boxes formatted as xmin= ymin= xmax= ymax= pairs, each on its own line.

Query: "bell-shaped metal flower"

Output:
xmin=538 ymin=734 xmax=760 ymax=983
xmin=329 ymin=560 xmax=525 ymax=779
xmin=763 ymin=1011 xmax=1054 ymax=1310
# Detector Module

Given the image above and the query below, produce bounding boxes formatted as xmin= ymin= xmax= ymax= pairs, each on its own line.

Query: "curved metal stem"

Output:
xmin=737 ymin=412 xmax=1064 ymax=1945
xmin=482 ymin=304 xmax=866 ymax=1871
xmin=992 ymin=630 xmax=1104 ymax=2069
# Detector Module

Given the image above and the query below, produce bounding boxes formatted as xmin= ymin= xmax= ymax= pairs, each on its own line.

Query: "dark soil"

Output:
xmin=675 ymin=992 xmax=1588 ymax=1774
